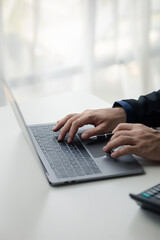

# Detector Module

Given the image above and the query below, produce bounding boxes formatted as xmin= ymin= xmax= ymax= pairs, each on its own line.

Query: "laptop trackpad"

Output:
xmin=78 ymin=134 xmax=107 ymax=158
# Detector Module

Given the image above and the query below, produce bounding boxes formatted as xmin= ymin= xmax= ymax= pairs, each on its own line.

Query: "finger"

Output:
xmin=111 ymin=145 xmax=136 ymax=158
xmin=111 ymin=130 xmax=134 ymax=141
xmin=113 ymin=123 xmax=134 ymax=133
xmin=103 ymin=135 xmax=135 ymax=152
xmin=58 ymin=114 xmax=82 ymax=141
xmin=67 ymin=114 xmax=98 ymax=143
xmin=53 ymin=113 xmax=77 ymax=132
xmin=81 ymin=124 xmax=107 ymax=140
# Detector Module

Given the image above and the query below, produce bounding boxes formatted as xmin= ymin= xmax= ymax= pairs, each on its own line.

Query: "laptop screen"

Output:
xmin=0 ymin=74 xmax=39 ymax=156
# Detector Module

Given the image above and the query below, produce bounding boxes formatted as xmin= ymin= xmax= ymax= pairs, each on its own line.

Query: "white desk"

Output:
xmin=0 ymin=91 xmax=160 ymax=240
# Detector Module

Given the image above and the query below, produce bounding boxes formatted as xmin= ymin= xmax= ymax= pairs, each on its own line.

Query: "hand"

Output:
xmin=103 ymin=123 xmax=160 ymax=161
xmin=53 ymin=108 xmax=126 ymax=143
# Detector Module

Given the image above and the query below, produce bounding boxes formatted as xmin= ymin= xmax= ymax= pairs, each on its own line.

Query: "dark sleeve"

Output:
xmin=113 ymin=100 xmax=138 ymax=123
xmin=123 ymin=90 xmax=160 ymax=127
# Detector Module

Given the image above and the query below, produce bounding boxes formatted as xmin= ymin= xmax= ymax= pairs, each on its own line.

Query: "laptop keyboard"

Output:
xmin=30 ymin=125 xmax=101 ymax=179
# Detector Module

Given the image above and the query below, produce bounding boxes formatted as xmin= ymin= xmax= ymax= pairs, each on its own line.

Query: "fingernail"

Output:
xmin=111 ymin=152 xmax=115 ymax=158
xmin=67 ymin=137 xmax=71 ymax=143
xmin=58 ymin=135 xmax=62 ymax=141
xmin=82 ymin=133 xmax=88 ymax=139
xmin=103 ymin=146 xmax=107 ymax=151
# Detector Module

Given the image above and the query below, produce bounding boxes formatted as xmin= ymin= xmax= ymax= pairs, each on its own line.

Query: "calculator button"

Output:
xmin=150 ymin=189 xmax=158 ymax=194
xmin=155 ymin=194 xmax=160 ymax=200
xmin=146 ymin=191 xmax=154 ymax=196
xmin=142 ymin=192 xmax=151 ymax=198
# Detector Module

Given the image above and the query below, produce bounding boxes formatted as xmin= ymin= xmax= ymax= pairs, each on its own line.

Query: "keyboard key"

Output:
xmin=79 ymin=161 xmax=88 ymax=166
xmin=37 ymin=131 xmax=45 ymax=138
xmin=74 ymin=168 xmax=85 ymax=176
xmin=93 ymin=169 xmax=101 ymax=174
xmin=69 ymin=159 xmax=78 ymax=165
xmin=81 ymin=166 xmax=93 ymax=175
xmin=64 ymin=165 xmax=74 ymax=172
xmin=53 ymin=170 xmax=61 ymax=179
xmin=67 ymin=171 xmax=78 ymax=177
xmin=59 ymin=172 xmax=69 ymax=178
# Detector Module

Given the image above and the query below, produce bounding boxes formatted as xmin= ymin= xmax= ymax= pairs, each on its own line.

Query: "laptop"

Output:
xmin=1 ymin=75 xmax=144 ymax=186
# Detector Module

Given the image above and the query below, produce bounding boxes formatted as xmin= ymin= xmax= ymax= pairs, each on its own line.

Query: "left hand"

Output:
xmin=103 ymin=123 xmax=160 ymax=161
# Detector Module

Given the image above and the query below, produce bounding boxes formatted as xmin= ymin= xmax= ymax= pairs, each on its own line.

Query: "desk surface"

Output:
xmin=0 ymin=91 xmax=160 ymax=240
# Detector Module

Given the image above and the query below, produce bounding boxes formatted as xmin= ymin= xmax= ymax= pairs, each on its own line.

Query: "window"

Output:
xmin=0 ymin=0 xmax=160 ymax=105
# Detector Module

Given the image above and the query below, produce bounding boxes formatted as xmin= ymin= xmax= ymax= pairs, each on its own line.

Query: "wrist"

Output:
xmin=113 ymin=107 xmax=127 ymax=123
xmin=113 ymin=101 xmax=137 ymax=123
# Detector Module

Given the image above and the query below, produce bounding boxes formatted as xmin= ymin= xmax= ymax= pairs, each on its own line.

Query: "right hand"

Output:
xmin=53 ymin=108 xmax=126 ymax=143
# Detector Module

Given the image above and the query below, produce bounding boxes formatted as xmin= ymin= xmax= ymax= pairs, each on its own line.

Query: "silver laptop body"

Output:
xmin=1 ymin=75 xmax=144 ymax=186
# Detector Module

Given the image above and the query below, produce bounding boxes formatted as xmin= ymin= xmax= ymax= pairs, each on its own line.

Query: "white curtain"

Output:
xmin=0 ymin=0 xmax=160 ymax=105
xmin=0 ymin=0 xmax=6 ymax=105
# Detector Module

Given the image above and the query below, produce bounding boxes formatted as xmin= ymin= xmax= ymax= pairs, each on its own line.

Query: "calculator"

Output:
xmin=130 ymin=183 xmax=160 ymax=214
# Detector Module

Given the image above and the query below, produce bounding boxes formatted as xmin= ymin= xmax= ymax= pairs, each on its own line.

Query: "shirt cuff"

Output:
xmin=112 ymin=100 xmax=137 ymax=123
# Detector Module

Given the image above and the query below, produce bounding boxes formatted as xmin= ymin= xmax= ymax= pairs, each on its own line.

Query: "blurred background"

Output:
xmin=0 ymin=0 xmax=160 ymax=106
